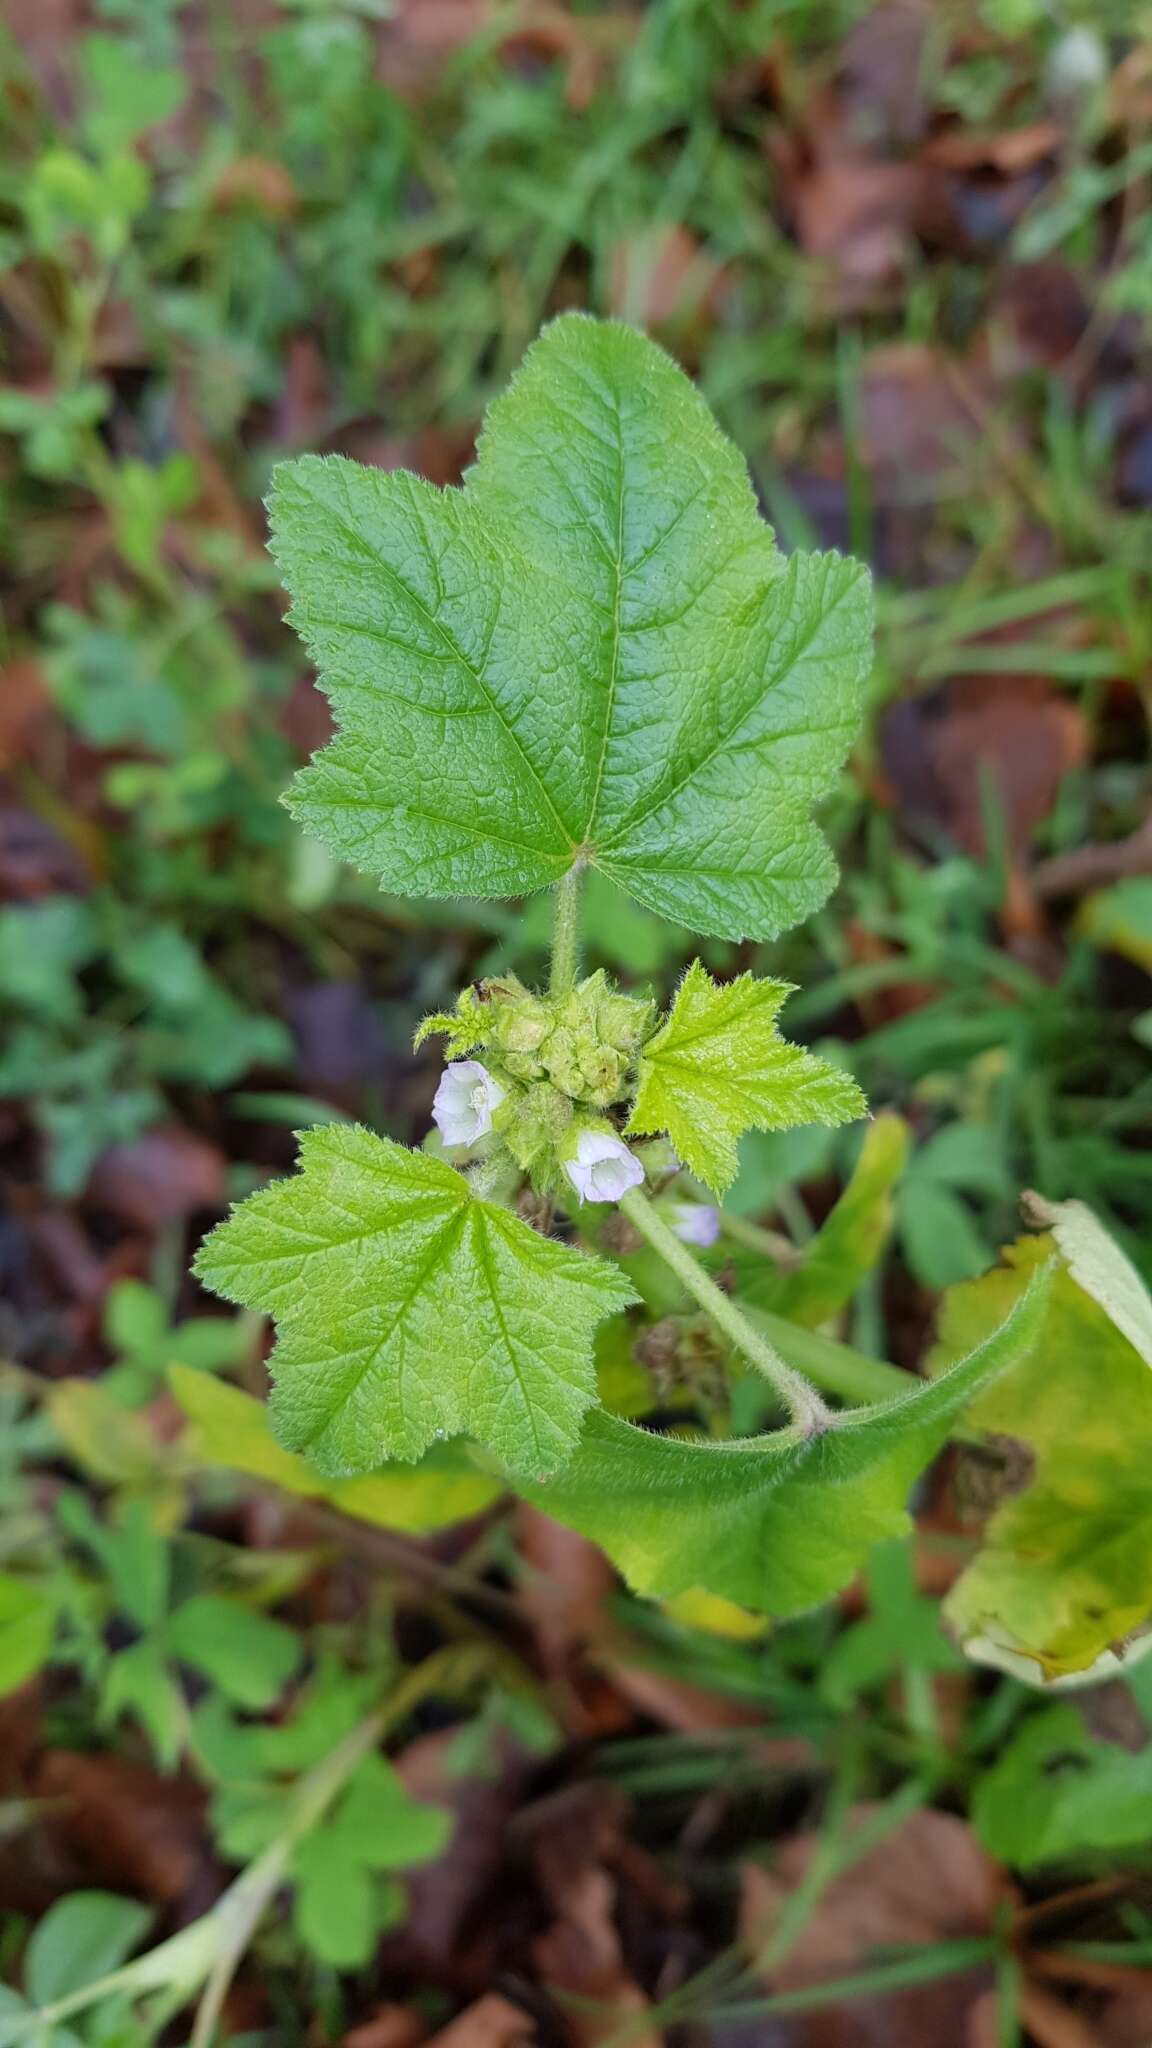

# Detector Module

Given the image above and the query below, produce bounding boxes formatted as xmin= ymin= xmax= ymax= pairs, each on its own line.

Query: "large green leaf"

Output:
xmin=194 ymin=1125 xmax=634 ymax=1480
xmin=271 ymin=315 xmax=871 ymax=943
xmin=626 ymin=961 xmax=864 ymax=1194
xmin=932 ymin=1217 xmax=1152 ymax=1682
xmin=517 ymin=1264 xmax=1048 ymax=1617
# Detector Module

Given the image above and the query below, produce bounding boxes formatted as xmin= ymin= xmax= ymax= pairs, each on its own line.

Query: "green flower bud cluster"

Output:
xmin=417 ymin=971 xmax=651 ymax=1109
xmin=485 ymin=972 xmax=652 ymax=1106
xmin=416 ymin=971 xmax=654 ymax=1186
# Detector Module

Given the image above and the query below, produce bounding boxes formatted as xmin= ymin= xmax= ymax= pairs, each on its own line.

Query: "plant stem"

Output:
xmin=619 ymin=1186 xmax=831 ymax=1435
xmin=718 ymin=1209 xmax=801 ymax=1265
xmin=744 ymin=1305 xmax=912 ymax=1408
xmin=549 ymin=864 xmax=583 ymax=997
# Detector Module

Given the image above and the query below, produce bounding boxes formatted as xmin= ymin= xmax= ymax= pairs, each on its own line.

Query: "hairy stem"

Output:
xmin=549 ymin=864 xmax=583 ymax=997
xmin=744 ymin=1305 xmax=912 ymax=1408
xmin=619 ymin=1186 xmax=831 ymax=1435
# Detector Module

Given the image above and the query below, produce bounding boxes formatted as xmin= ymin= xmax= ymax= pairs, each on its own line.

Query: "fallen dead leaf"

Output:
xmin=392 ymin=1728 xmax=530 ymax=1977
xmin=423 ymin=1998 xmax=535 ymax=2048
xmin=516 ymin=1502 xmax=615 ymax=1678
xmin=518 ymin=1784 xmax=662 ymax=2048
xmin=785 ymin=152 xmax=918 ymax=310
xmin=344 ymin=2005 xmax=428 ymax=2048
xmin=879 ymin=670 xmax=1088 ymax=939
xmin=740 ymin=1807 xmax=1008 ymax=2047
xmin=0 ymin=660 xmax=53 ymax=770
xmin=608 ymin=225 xmax=725 ymax=328
xmin=86 ymin=1126 xmax=229 ymax=1229
xmin=211 ymin=155 xmax=299 ymax=217
xmin=922 ymin=124 xmax=1063 ymax=175
xmin=838 ymin=2 xmax=931 ymax=147
xmin=854 ymin=344 xmax=984 ymax=498
xmin=33 ymin=1750 xmax=215 ymax=1907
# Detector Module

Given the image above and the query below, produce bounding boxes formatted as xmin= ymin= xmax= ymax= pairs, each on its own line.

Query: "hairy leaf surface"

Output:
xmin=517 ymin=1266 xmax=1047 ymax=1616
xmin=271 ymin=316 xmax=871 ymax=942
xmin=627 ymin=961 xmax=864 ymax=1193
xmin=195 ymin=1125 xmax=634 ymax=1480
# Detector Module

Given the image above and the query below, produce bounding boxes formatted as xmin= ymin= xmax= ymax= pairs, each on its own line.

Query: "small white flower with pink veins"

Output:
xmin=431 ymin=1061 xmax=505 ymax=1148
xmin=671 ymin=1201 xmax=721 ymax=1248
xmin=563 ymin=1129 xmax=645 ymax=1205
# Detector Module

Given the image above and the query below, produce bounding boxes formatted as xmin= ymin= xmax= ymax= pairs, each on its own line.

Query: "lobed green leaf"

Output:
xmin=270 ymin=316 xmax=872 ymax=943
xmin=194 ymin=1124 xmax=635 ymax=1480
xmin=626 ymin=960 xmax=865 ymax=1194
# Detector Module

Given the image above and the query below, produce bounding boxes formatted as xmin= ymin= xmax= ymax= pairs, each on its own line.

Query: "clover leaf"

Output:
xmin=194 ymin=1124 xmax=635 ymax=1480
xmin=627 ymin=961 xmax=865 ymax=1193
xmin=270 ymin=315 xmax=872 ymax=943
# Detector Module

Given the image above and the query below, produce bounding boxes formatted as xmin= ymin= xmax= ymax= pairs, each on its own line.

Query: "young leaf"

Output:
xmin=626 ymin=961 xmax=865 ymax=1194
xmin=271 ymin=315 xmax=872 ymax=943
xmin=735 ymin=1113 xmax=909 ymax=1324
xmin=516 ymin=1265 xmax=1048 ymax=1617
xmin=170 ymin=1366 xmax=504 ymax=1532
xmin=932 ymin=1222 xmax=1152 ymax=1682
xmin=194 ymin=1124 xmax=634 ymax=1479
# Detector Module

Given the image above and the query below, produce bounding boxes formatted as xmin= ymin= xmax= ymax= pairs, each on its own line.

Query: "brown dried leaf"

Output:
xmin=740 ymin=1808 xmax=1008 ymax=2047
xmin=517 ymin=1503 xmax=615 ymax=1674
xmin=787 ymin=155 xmax=918 ymax=310
xmin=880 ymin=675 xmax=1087 ymax=864
xmin=86 ymin=1126 xmax=228 ymax=1228
xmin=211 ymin=155 xmax=299 ymax=217
xmin=33 ymin=1750 xmax=214 ymax=1906
xmin=522 ymin=1785 xmax=659 ymax=2048
xmin=838 ymin=2 xmax=931 ymax=147
xmin=344 ymin=2006 xmax=428 ymax=2048
xmin=855 ymin=344 xmax=984 ymax=497
xmin=424 ymin=1998 xmax=536 ymax=2048
xmin=393 ymin=1729 xmax=529 ymax=1973
xmin=607 ymin=225 xmax=725 ymax=328
xmin=923 ymin=124 xmax=1063 ymax=174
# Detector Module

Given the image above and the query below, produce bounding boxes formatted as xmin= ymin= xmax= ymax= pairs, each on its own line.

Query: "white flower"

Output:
xmin=432 ymin=1060 xmax=505 ymax=1148
xmin=671 ymin=1201 xmax=721 ymax=1249
xmin=563 ymin=1129 xmax=645 ymax=1205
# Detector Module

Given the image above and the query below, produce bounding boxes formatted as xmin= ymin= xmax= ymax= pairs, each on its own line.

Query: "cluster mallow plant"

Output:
xmin=196 ymin=316 xmax=1053 ymax=1623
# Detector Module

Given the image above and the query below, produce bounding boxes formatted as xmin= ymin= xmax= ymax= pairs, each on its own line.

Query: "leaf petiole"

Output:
xmin=549 ymin=862 xmax=584 ymax=997
xmin=618 ymin=1185 xmax=832 ymax=1436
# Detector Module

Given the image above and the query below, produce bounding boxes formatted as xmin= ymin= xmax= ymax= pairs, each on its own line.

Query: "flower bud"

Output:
xmin=563 ymin=1128 xmax=645 ymax=1205
xmin=431 ymin=1060 xmax=505 ymax=1148
xmin=670 ymin=1201 xmax=721 ymax=1248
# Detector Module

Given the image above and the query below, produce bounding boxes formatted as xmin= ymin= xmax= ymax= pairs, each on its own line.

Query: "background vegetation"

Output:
xmin=2 ymin=3 xmax=1152 ymax=2043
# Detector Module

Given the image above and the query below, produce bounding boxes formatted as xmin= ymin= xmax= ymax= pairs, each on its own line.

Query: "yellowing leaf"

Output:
xmin=172 ymin=1361 xmax=505 ymax=1535
xmin=194 ymin=1125 xmax=634 ymax=1480
xmin=626 ymin=962 xmax=865 ymax=1195
xmin=932 ymin=1219 xmax=1152 ymax=1682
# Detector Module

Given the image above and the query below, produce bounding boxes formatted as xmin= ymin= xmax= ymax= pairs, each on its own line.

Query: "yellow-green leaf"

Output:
xmin=170 ymin=1366 xmax=504 ymax=1535
xmin=932 ymin=1218 xmax=1152 ymax=1683
xmin=626 ymin=961 xmax=864 ymax=1195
